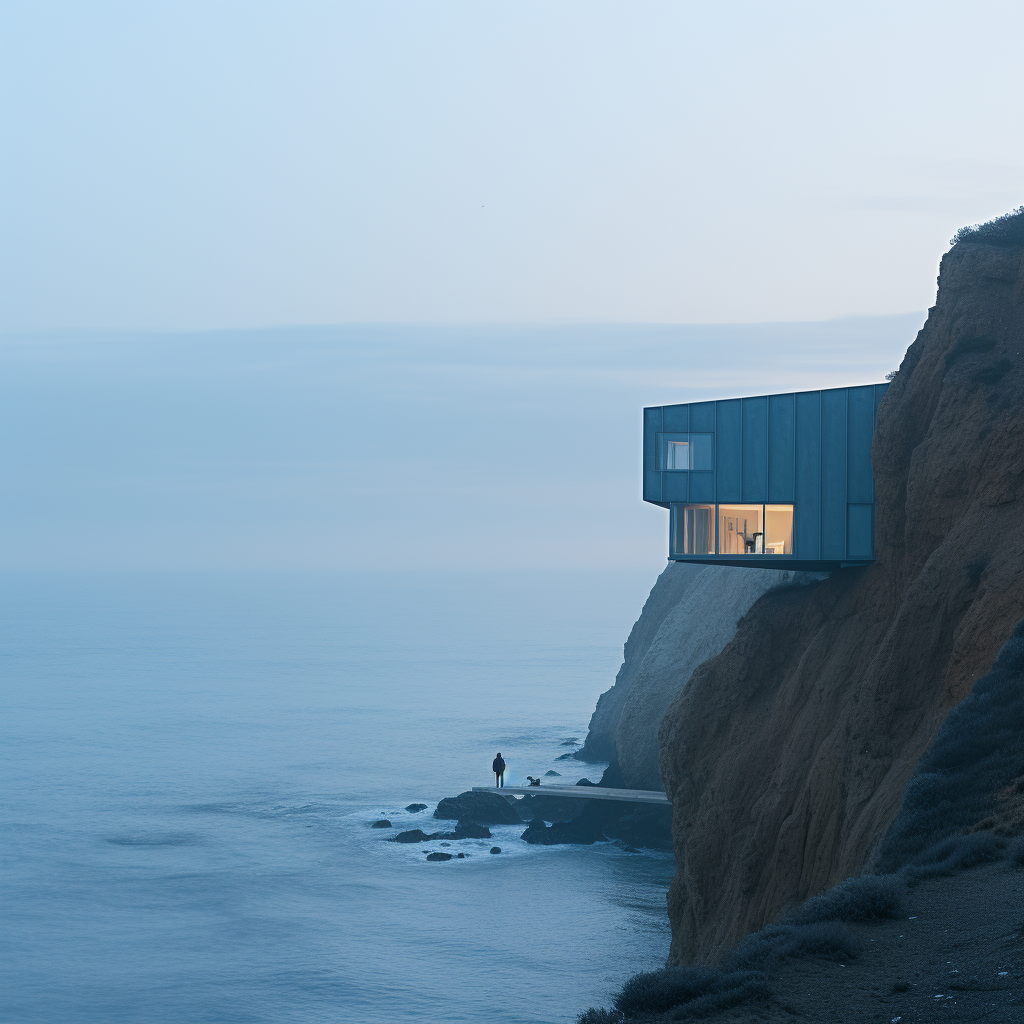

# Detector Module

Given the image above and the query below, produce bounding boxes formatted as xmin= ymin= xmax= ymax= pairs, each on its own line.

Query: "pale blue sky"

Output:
xmin=1 ymin=3 xmax=1019 ymax=569
xmin=1 ymin=318 xmax=918 ymax=569
xmin=1 ymin=1 xmax=1021 ymax=330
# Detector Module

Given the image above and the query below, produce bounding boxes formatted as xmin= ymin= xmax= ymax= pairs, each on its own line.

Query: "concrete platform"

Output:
xmin=472 ymin=785 xmax=669 ymax=805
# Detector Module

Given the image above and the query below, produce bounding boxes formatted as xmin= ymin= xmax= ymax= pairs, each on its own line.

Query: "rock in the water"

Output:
xmin=490 ymin=847 xmax=502 ymax=854
xmin=456 ymin=852 xmax=466 ymax=858
xmin=433 ymin=791 xmax=522 ymax=824
xmin=516 ymin=793 xmax=580 ymax=823
xmin=604 ymin=807 xmax=673 ymax=850
xmin=555 ymin=751 xmax=580 ymax=761
xmin=450 ymin=820 xmax=491 ymax=839
xmin=560 ymin=737 xmax=580 ymax=746
xmin=575 ymin=778 xmax=597 ymax=786
xmin=521 ymin=818 xmax=606 ymax=846
xmin=370 ymin=819 xmax=392 ymax=828
xmin=544 ymin=770 xmax=561 ymax=776
xmin=393 ymin=829 xmax=437 ymax=843
xmin=405 ymin=803 xmax=427 ymax=813
xmin=426 ymin=852 xmax=452 ymax=862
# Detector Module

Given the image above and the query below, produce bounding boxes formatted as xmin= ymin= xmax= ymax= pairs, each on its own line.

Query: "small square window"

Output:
xmin=657 ymin=433 xmax=714 ymax=471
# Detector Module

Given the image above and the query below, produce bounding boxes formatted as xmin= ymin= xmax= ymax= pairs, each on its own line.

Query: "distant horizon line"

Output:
xmin=0 ymin=311 xmax=927 ymax=341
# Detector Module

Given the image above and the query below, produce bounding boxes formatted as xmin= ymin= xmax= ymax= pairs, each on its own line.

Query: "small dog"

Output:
xmin=525 ymin=776 xmax=542 ymax=786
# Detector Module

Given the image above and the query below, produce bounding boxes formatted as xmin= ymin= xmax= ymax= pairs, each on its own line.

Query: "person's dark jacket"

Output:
xmin=492 ymin=756 xmax=506 ymax=775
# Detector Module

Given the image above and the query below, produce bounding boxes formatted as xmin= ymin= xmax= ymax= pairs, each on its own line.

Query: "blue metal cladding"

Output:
xmin=768 ymin=393 xmax=796 ymax=503
xmin=820 ymin=390 xmax=848 ymax=561
xmin=643 ymin=384 xmax=889 ymax=568
xmin=716 ymin=400 xmax=742 ymax=502
xmin=795 ymin=390 xmax=822 ymax=559
xmin=741 ymin=395 xmax=768 ymax=502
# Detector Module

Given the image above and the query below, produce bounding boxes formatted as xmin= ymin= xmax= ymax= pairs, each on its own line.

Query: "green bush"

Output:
xmin=950 ymin=206 xmax=1024 ymax=248
xmin=901 ymin=831 xmax=1003 ymax=884
xmin=782 ymin=874 xmax=906 ymax=925
xmin=606 ymin=966 xmax=767 ymax=1019
xmin=1008 ymin=836 xmax=1024 ymax=867
xmin=725 ymin=921 xmax=860 ymax=971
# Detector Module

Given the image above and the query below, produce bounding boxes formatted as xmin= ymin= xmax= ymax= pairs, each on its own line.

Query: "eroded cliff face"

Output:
xmin=581 ymin=562 xmax=822 ymax=790
xmin=660 ymin=237 xmax=1024 ymax=965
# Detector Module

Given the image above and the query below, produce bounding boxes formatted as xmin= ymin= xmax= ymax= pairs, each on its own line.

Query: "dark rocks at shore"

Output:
xmin=425 ymin=852 xmax=452 ymax=862
xmin=604 ymin=807 xmax=674 ymax=851
xmin=404 ymin=803 xmax=427 ymax=813
xmin=555 ymin=750 xmax=584 ymax=761
xmin=516 ymin=793 xmax=581 ymax=823
xmin=490 ymin=847 xmax=502 ymax=854
xmin=433 ymin=791 xmax=522 ymax=824
xmin=450 ymin=820 xmax=491 ymax=839
xmin=544 ymin=770 xmax=561 ymax=776
xmin=393 ymin=829 xmax=438 ymax=843
xmin=370 ymin=819 xmax=392 ymax=828
xmin=521 ymin=817 xmax=607 ymax=846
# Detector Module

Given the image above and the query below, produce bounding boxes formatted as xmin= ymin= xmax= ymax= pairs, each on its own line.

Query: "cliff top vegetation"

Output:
xmin=950 ymin=205 xmax=1024 ymax=248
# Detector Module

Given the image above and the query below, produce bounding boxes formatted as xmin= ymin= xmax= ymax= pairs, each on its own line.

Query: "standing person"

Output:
xmin=492 ymin=752 xmax=506 ymax=788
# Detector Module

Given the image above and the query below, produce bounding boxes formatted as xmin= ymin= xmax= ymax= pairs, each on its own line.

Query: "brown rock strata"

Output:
xmin=659 ymin=237 xmax=1024 ymax=965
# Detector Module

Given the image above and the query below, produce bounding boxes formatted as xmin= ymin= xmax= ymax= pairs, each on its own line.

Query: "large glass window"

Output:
xmin=718 ymin=504 xmax=764 ymax=554
xmin=764 ymin=505 xmax=794 ymax=555
xmin=672 ymin=504 xmax=714 ymax=555
xmin=657 ymin=433 xmax=714 ymax=471
xmin=670 ymin=503 xmax=794 ymax=556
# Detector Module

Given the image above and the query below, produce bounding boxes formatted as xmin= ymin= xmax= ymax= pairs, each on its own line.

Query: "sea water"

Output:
xmin=0 ymin=569 xmax=675 ymax=1024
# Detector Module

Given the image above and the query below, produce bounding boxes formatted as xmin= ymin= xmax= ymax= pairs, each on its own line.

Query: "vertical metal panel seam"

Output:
xmin=844 ymin=389 xmax=849 ymax=560
xmin=818 ymin=392 xmax=822 ymax=561
xmin=792 ymin=393 xmax=797 ymax=554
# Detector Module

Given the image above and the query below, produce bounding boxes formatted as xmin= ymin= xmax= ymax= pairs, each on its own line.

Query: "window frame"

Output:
xmin=669 ymin=502 xmax=795 ymax=558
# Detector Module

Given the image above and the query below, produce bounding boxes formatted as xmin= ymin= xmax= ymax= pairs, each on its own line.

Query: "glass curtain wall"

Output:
xmin=671 ymin=504 xmax=714 ymax=555
xmin=764 ymin=505 xmax=794 ymax=554
xmin=671 ymin=504 xmax=794 ymax=556
xmin=718 ymin=504 xmax=764 ymax=554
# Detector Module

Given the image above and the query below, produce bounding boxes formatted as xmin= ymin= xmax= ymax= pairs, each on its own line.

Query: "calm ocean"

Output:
xmin=1 ymin=569 xmax=675 ymax=1024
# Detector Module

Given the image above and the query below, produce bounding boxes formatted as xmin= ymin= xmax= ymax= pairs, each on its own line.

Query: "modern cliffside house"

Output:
xmin=643 ymin=385 xmax=889 ymax=570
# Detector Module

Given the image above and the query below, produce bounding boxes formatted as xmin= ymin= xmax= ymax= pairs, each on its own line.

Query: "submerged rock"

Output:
xmin=426 ymin=852 xmax=452 ymax=862
xmin=544 ymin=770 xmax=561 ymax=777
xmin=450 ymin=820 xmax=491 ymax=839
xmin=521 ymin=818 xmax=607 ymax=846
xmin=370 ymin=819 xmax=392 ymax=828
xmin=490 ymin=847 xmax=502 ymax=854
xmin=405 ymin=803 xmax=427 ymax=813
xmin=392 ymin=829 xmax=437 ymax=844
xmin=433 ymin=791 xmax=522 ymax=824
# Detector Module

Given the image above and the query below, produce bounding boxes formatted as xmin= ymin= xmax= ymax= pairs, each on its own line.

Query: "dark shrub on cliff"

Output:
xmin=725 ymin=921 xmax=861 ymax=971
xmin=608 ymin=967 xmax=768 ymax=1019
xmin=1008 ymin=836 xmax=1024 ymax=866
xmin=950 ymin=206 xmax=1024 ymax=248
xmin=875 ymin=621 xmax=1024 ymax=873
xmin=783 ymin=874 xmax=906 ymax=925
xmin=901 ymin=831 xmax=1003 ymax=883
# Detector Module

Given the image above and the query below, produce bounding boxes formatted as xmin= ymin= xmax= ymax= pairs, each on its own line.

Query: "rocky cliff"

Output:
xmin=659 ymin=224 xmax=1024 ymax=964
xmin=581 ymin=563 xmax=822 ymax=790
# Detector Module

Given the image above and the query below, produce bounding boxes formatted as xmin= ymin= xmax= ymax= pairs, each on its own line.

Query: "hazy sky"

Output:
xmin=1 ymin=317 xmax=918 ymax=570
xmin=1 ymin=1 xmax=1021 ymax=331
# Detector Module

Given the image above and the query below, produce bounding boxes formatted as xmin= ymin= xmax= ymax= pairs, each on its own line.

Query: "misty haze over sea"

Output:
xmin=2 ymin=318 xmax=916 ymax=1022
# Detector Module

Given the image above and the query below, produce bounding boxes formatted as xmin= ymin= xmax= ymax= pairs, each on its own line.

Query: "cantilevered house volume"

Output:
xmin=643 ymin=385 xmax=889 ymax=570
